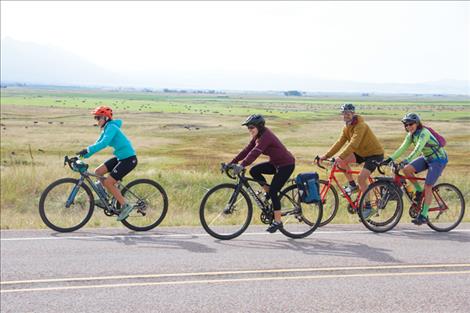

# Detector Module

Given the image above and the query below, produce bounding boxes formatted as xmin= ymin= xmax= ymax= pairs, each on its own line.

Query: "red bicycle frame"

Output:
xmin=388 ymin=165 xmax=448 ymax=213
xmin=317 ymin=158 xmax=374 ymax=211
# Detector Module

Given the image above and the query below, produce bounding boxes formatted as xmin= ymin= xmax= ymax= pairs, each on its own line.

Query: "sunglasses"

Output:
xmin=94 ymin=116 xmax=104 ymax=121
xmin=247 ymin=126 xmax=256 ymax=130
xmin=404 ymin=123 xmax=415 ymax=127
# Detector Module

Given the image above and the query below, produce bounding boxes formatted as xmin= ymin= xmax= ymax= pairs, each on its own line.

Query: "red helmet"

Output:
xmin=91 ymin=106 xmax=113 ymax=119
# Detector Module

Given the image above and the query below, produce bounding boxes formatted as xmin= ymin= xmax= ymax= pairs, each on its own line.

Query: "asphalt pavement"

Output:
xmin=1 ymin=224 xmax=469 ymax=313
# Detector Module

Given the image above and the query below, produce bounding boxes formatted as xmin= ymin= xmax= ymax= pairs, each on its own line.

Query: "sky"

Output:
xmin=1 ymin=1 xmax=469 ymax=89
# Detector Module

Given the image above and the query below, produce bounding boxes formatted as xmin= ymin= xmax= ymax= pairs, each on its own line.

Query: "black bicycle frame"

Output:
xmin=230 ymin=175 xmax=270 ymax=212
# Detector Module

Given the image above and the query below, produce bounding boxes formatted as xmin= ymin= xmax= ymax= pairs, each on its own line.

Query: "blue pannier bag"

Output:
xmin=295 ymin=172 xmax=320 ymax=203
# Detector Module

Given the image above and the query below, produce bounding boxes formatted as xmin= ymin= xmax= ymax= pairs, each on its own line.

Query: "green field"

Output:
xmin=1 ymin=87 xmax=469 ymax=229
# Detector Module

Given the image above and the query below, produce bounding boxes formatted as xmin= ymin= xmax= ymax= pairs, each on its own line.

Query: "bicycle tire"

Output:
xmin=199 ymin=183 xmax=253 ymax=240
xmin=318 ymin=180 xmax=339 ymax=227
xmin=278 ymin=184 xmax=323 ymax=239
xmin=427 ymin=183 xmax=465 ymax=232
xmin=39 ymin=177 xmax=94 ymax=232
xmin=119 ymin=179 xmax=169 ymax=231
xmin=358 ymin=180 xmax=403 ymax=233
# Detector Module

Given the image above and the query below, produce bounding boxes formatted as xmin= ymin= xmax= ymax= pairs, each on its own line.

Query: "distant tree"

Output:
xmin=284 ymin=90 xmax=302 ymax=96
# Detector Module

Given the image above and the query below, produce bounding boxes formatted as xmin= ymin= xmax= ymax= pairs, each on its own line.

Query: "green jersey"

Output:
xmin=390 ymin=128 xmax=447 ymax=162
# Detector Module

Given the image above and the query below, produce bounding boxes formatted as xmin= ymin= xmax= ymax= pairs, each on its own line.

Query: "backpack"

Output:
xmin=295 ymin=172 xmax=320 ymax=203
xmin=424 ymin=126 xmax=446 ymax=147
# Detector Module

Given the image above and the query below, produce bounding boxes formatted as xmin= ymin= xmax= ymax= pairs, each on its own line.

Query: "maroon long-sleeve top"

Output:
xmin=231 ymin=128 xmax=295 ymax=167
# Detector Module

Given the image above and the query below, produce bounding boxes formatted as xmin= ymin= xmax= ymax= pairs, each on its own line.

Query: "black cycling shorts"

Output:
xmin=104 ymin=156 xmax=138 ymax=181
xmin=353 ymin=153 xmax=383 ymax=172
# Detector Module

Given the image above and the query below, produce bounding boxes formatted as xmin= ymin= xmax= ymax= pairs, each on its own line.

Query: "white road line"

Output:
xmin=1 ymin=228 xmax=469 ymax=242
xmin=2 ymin=270 xmax=469 ymax=294
xmin=2 ymin=263 xmax=469 ymax=285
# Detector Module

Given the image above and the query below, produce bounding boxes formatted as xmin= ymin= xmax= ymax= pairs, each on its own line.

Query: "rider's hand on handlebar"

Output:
xmin=232 ymin=164 xmax=244 ymax=175
xmin=398 ymin=160 xmax=409 ymax=169
xmin=76 ymin=149 xmax=88 ymax=157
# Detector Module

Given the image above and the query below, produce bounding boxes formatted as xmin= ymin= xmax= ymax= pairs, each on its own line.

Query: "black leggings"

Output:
xmin=249 ymin=162 xmax=295 ymax=211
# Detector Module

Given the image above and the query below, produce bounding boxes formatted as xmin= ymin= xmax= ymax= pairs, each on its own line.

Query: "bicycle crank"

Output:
xmin=260 ymin=211 xmax=273 ymax=224
xmin=408 ymin=204 xmax=419 ymax=218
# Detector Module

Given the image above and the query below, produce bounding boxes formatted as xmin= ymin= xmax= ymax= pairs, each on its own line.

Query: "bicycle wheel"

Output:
xmin=199 ymin=183 xmax=253 ymax=240
xmin=278 ymin=184 xmax=323 ymax=239
xmin=318 ymin=180 xmax=339 ymax=227
xmin=427 ymin=183 xmax=465 ymax=232
xmin=118 ymin=179 xmax=168 ymax=231
xmin=39 ymin=178 xmax=94 ymax=232
xmin=358 ymin=181 xmax=403 ymax=233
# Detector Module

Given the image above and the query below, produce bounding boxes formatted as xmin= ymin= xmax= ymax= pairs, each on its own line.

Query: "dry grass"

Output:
xmin=1 ymin=102 xmax=469 ymax=229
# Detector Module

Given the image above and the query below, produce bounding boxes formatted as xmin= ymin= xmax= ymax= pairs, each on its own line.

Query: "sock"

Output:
xmin=413 ymin=182 xmax=423 ymax=192
xmin=421 ymin=203 xmax=429 ymax=217
xmin=349 ymin=180 xmax=357 ymax=187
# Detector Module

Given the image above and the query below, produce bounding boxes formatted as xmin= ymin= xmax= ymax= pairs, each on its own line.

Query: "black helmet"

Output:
xmin=340 ymin=103 xmax=355 ymax=113
xmin=401 ymin=112 xmax=421 ymax=124
xmin=242 ymin=114 xmax=265 ymax=127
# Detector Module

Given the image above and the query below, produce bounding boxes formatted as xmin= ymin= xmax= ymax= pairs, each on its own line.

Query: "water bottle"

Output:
xmin=94 ymin=181 xmax=108 ymax=201
xmin=404 ymin=181 xmax=414 ymax=195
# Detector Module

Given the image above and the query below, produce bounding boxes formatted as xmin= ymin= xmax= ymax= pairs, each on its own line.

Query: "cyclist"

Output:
xmin=76 ymin=106 xmax=138 ymax=221
xmin=319 ymin=103 xmax=384 ymax=217
xmin=230 ymin=114 xmax=295 ymax=233
xmin=382 ymin=113 xmax=448 ymax=225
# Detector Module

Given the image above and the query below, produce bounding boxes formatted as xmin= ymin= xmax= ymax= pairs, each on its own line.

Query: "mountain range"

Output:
xmin=1 ymin=37 xmax=469 ymax=95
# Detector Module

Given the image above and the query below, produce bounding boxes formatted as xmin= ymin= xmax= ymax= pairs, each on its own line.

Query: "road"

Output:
xmin=1 ymin=224 xmax=470 ymax=313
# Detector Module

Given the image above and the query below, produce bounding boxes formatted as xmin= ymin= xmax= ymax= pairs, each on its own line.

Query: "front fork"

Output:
xmin=224 ymin=182 xmax=243 ymax=213
xmin=65 ymin=177 xmax=85 ymax=208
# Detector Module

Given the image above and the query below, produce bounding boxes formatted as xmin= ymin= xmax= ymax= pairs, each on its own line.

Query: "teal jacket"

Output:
xmin=84 ymin=120 xmax=136 ymax=160
xmin=390 ymin=128 xmax=447 ymax=163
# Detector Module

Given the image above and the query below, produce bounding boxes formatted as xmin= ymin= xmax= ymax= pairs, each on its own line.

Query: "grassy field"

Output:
xmin=1 ymin=87 xmax=469 ymax=229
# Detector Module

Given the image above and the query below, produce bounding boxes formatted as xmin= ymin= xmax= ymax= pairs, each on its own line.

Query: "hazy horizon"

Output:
xmin=1 ymin=1 xmax=469 ymax=93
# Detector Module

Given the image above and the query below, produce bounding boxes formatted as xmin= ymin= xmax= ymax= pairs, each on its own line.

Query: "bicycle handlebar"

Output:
xmin=64 ymin=155 xmax=89 ymax=173
xmin=220 ymin=163 xmax=244 ymax=180
xmin=372 ymin=160 xmax=402 ymax=176
xmin=314 ymin=155 xmax=335 ymax=170
xmin=64 ymin=156 xmax=79 ymax=170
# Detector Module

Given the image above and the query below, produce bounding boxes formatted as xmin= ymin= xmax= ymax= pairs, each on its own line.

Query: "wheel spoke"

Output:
xmin=120 ymin=180 xmax=168 ymax=231
xmin=359 ymin=182 xmax=402 ymax=232
xmin=39 ymin=179 xmax=93 ymax=232
xmin=427 ymin=183 xmax=464 ymax=232
xmin=279 ymin=184 xmax=322 ymax=238
xmin=200 ymin=184 xmax=252 ymax=240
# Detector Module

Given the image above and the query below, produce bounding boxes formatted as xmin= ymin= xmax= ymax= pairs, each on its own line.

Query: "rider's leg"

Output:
xmin=421 ymin=184 xmax=433 ymax=217
xmin=358 ymin=168 xmax=371 ymax=198
xmin=337 ymin=153 xmax=356 ymax=183
xmin=103 ymin=176 xmax=125 ymax=205
xmin=93 ymin=161 xmax=114 ymax=208
xmin=403 ymin=164 xmax=423 ymax=192
xmin=268 ymin=164 xmax=295 ymax=223
xmin=104 ymin=156 xmax=138 ymax=206
xmin=421 ymin=160 xmax=447 ymax=218
xmin=405 ymin=157 xmax=431 ymax=193
xmin=95 ymin=158 xmax=116 ymax=183
xmin=95 ymin=164 xmax=109 ymax=180
xmin=249 ymin=162 xmax=276 ymax=193
xmin=360 ymin=155 xmax=383 ymax=201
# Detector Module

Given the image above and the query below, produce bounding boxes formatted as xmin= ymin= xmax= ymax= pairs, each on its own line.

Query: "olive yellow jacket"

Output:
xmin=325 ymin=115 xmax=384 ymax=160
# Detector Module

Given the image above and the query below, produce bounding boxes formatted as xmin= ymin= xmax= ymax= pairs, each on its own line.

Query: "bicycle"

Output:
xmin=359 ymin=160 xmax=465 ymax=232
xmin=199 ymin=163 xmax=323 ymax=240
xmin=314 ymin=156 xmax=403 ymax=232
xmin=39 ymin=156 xmax=168 ymax=232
